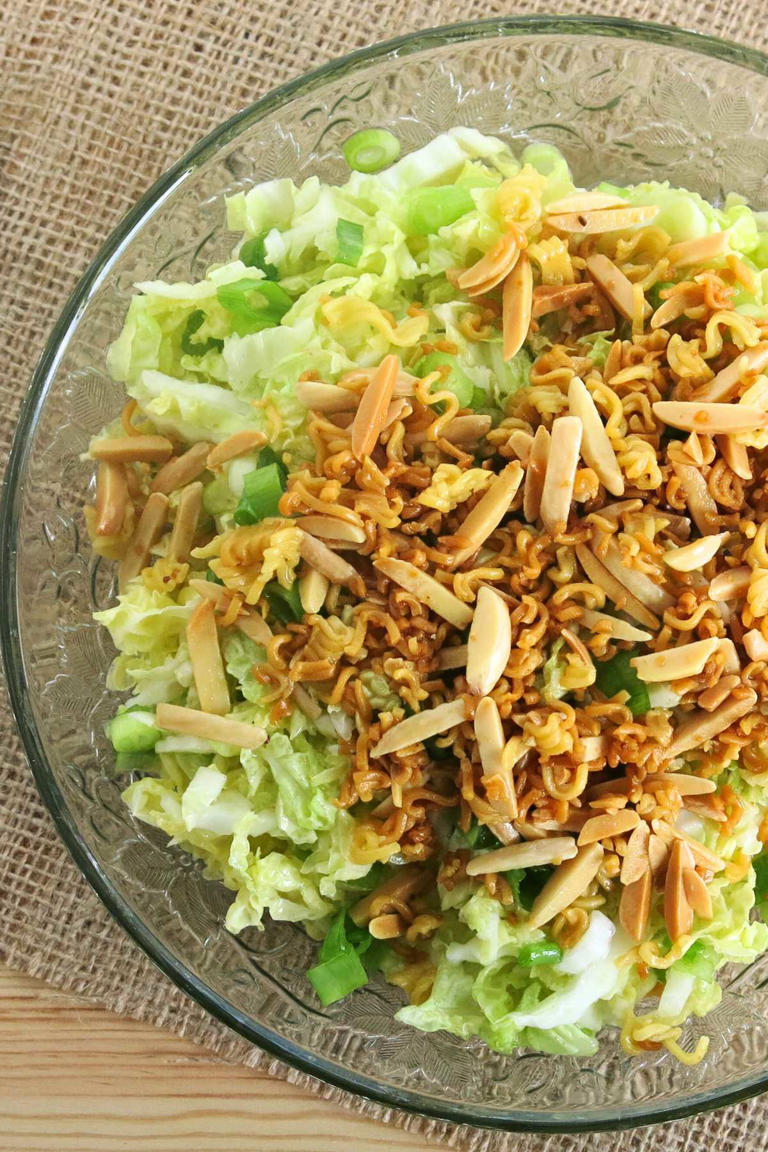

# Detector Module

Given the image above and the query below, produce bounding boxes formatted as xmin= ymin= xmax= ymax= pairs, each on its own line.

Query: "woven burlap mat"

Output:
xmin=4 ymin=0 xmax=768 ymax=1147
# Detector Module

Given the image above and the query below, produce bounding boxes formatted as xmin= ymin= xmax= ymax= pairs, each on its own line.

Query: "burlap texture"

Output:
xmin=4 ymin=1 xmax=768 ymax=1147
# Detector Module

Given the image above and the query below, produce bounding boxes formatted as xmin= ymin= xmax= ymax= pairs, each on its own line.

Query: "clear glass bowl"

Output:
xmin=6 ymin=15 xmax=768 ymax=1133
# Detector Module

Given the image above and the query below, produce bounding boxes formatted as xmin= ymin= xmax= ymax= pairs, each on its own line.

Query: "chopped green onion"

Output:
xmin=180 ymin=309 xmax=224 ymax=357
xmin=506 ymin=865 xmax=554 ymax=911
xmin=405 ymin=186 xmax=475 ymax=236
xmin=415 ymin=351 xmax=474 ymax=408
xmin=308 ymin=950 xmax=368 ymax=1006
xmin=343 ymin=128 xmax=400 ymax=174
xmin=264 ymin=580 xmax=303 ymax=624
xmin=674 ymin=939 xmax=718 ymax=981
xmin=517 ymin=940 xmax=563 ymax=967
xmin=449 ymin=818 xmax=498 ymax=851
xmin=112 ymin=750 xmax=156 ymax=776
xmin=257 ymin=445 xmax=288 ymax=485
xmin=594 ymin=649 xmax=650 ymax=717
xmin=234 ymin=463 xmax=285 ymax=525
xmin=239 ymin=234 xmax=278 ymax=280
xmin=754 ymin=852 xmax=768 ymax=900
xmin=336 ymin=218 xmax=365 ymax=266
xmin=206 ymin=569 xmax=224 ymax=585
xmin=109 ymin=710 xmax=161 ymax=753
xmin=216 ymin=278 xmax=292 ymax=336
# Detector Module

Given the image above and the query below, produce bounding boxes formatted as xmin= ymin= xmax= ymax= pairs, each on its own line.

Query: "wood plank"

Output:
xmin=0 ymin=968 xmax=433 ymax=1152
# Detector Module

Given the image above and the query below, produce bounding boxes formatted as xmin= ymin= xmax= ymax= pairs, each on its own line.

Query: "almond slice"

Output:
xmin=375 ymin=557 xmax=473 ymax=628
xmin=371 ymin=698 xmax=468 ymax=757
xmin=296 ymin=515 xmax=366 ymax=544
xmin=549 ymin=205 xmax=658 ymax=235
xmin=621 ymin=821 xmax=651 ymax=885
xmin=568 ymin=375 xmax=624 ymax=496
xmin=295 ymin=379 xmax=358 ymax=412
xmin=575 ymin=734 xmax=608 ymax=762
xmin=709 ymin=565 xmax=751 ymax=601
xmin=620 ymin=869 xmax=652 ymax=940
xmin=466 ymin=586 xmax=512 ymax=696
xmin=91 ymin=434 xmax=173 ymax=464
xmin=532 ymin=282 xmax=593 ymax=319
xmin=118 ymin=492 xmax=169 ymax=591
xmin=446 ymin=461 xmax=524 ymax=566
xmin=299 ymin=566 xmax=329 ymax=614
xmin=523 ymin=424 xmax=550 ymax=524
xmin=528 ymin=843 xmax=604 ymax=929
xmin=186 ymin=597 xmax=230 ymax=716
xmin=663 ymin=533 xmax=727 ymax=572
xmin=666 ymin=688 xmax=757 ymax=758
xmin=351 ymin=353 xmax=399 ymax=460
xmin=291 ymin=682 xmax=322 ymax=720
xmin=716 ymin=434 xmax=752 ymax=481
xmin=664 ymin=839 xmax=695 ymax=941
xmin=539 ymin=415 xmax=582 ymax=536
xmin=235 ymin=611 xmax=273 ymax=647
xmin=506 ymin=429 xmax=534 ymax=464
xmin=650 ymin=286 xmax=702 ymax=331
xmin=168 ymin=481 xmax=203 ymax=563
xmin=205 ymin=431 xmax=267 ymax=470
xmin=457 ymin=231 xmax=521 ymax=293
xmin=670 ymin=459 xmax=721 ymax=536
xmin=667 ymin=232 xmax=729 ymax=268
xmin=647 ymin=772 xmax=717 ymax=796
xmin=744 ymin=629 xmax=768 ymax=661
xmin=630 ymin=636 xmax=720 ymax=683
xmin=593 ymin=533 xmax=674 ymax=612
xmin=407 ymin=414 xmax=492 ymax=448
xmin=95 ymin=461 xmax=129 ymax=536
xmin=437 ymin=644 xmax=468 ymax=670
xmin=155 ymin=702 xmax=266 ymax=749
xmin=652 ymin=819 xmax=725 ymax=873
xmin=648 ymin=833 xmax=670 ymax=883
xmin=586 ymin=253 xmax=646 ymax=321
xmin=577 ymin=809 xmax=640 ymax=846
xmin=579 ymin=609 xmax=652 ymax=643
xmin=465 ymin=835 xmax=577 ymax=877
xmin=654 ymin=400 xmax=768 ymax=435
xmin=298 ymin=532 xmax=364 ymax=596
xmin=488 ymin=822 xmax=520 ymax=846
xmin=546 ymin=192 xmax=629 ymax=214
xmin=693 ymin=344 xmax=768 ymax=402
xmin=152 ymin=441 xmax=212 ymax=493
xmin=586 ymin=775 xmax=633 ymax=800
xmin=683 ymin=796 xmax=727 ymax=823
xmin=575 ymin=544 xmax=659 ymax=631
xmin=683 ymin=868 xmax=713 ymax=919
xmin=474 ymin=696 xmax=505 ymax=778
xmin=382 ymin=397 xmax=411 ymax=430
xmin=502 ymin=254 xmax=533 ymax=361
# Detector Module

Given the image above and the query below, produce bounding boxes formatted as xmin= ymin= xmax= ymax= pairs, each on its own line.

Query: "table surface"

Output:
xmin=0 ymin=967 xmax=434 ymax=1152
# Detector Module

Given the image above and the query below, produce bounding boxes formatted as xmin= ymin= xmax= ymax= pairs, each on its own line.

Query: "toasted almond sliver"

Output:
xmin=652 ymin=819 xmax=725 ymax=873
xmin=296 ymin=515 xmax=366 ymax=544
xmin=95 ymin=461 xmax=129 ymax=536
xmin=579 ymin=609 xmax=652 ymax=643
xmin=532 ymin=282 xmax=593 ymax=319
xmin=586 ymin=253 xmax=646 ymax=321
xmin=151 ymin=441 xmax=212 ymax=494
xmin=474 ymin=696 xmax=505 ymax=779
xmin=663 ymin=533 xmax=727 ymax=572
xmin=648 ymin=833 xmax=670 ymax=883
xmin=693 ymin=344 xmax=768 ymax=403
xmin=683 ymin=796 xmax=727 ymax=823
xmin=719 ymin=637 xmax=741 ymax=674
xmin=465 ymin=835 xmax=577 ymax=877
xmin=546 ymin=192 xmax=629 ymax=214
xmin=654 ymin=400 xmax=768 ymax=435
xmin=594 ymin=533 xmax=673 ymax=612
xmin=577 ymin=809 xmax=640 ymax=846
xmin=502 ymin=254 xmax=533 ymax=361
xmin=351 ymin=353 xmax=399 ymax=460
xmin=168 ymin=481 xmax=203 ymax=563
xmin=647 ymin=772 xmax=717 ymax=796
xmin=506 ymin=429 xmax=534 ymax=464
xmin=235 ymin=611 xmax=273 ymax=647
xmin=291 ymin=682 xmax=322 ymax=720
xmin=382 ymin=397 xmax=411 ymax=430
xmin=371 ymin=698 xmax=468 ymax=758
xmin=448 ymin=461 xmax=524 ymax=566
xmin=298 ymin=531 xmax=364 ymax=596
xmin=186 ymin=597 xmax=230 ymax=716
xmin=630 ymin=636 xmax=720 ymax=683
xmin=664 ymin=839 xmax=695 ymax=941
xmin=568 ymin=376 xmax=624 ymax=497
xmin=205 ymin=431 xmax=266 ymax=470
xmin=575 ymin=544 xmax=659 ymax=631
xmin=295 ymin=379 xmax=359 ymax=413
xmin=621 ymin=821 xmax=651 ymax=885
xmin=467 ymin=586 xmax=512 ymax=696
xmin=709 ymin=565 xmax=751 ymax=601
xmin=407 ymin=414 xmax=492 ymax=448
xmin=650 ymin=286 xmax=702 ymax=331
xmin=155 ymin=702 xmax=266 ymax=749
xmin=458 ymin=231 xmax=521 ymax=293
xmin=744 ymin=628 xmax=768 ymax=661
xmin=118 ymin=492 xmax=170 ymax=591
xmin=489 ymin=822 xmax=520 ymax=846
xmin=673 ymin=458 xmax=722 ymax=536
xmin=375 ymin=557 xmax=473 ymax=628
xmin=528 ymin=843 xmax=604 ymax=929
xmin=549 ymin=205 xmax=658 ymax=235
xmin=620 ymin=869 xmax=652 ymax=941
xmin=716 ymin=434 xmax=752 ymax=481
xmin=574 ymin=734 xmax=608 ymax=762
xmin=683 ymin=869 xmax=714 ymax=920
xmin=539 ymin=415 xmax=582 ymax=536
xmin=91 ymin=434 xmax=173 ymax=464
xmin=299 ymin=566 xmax=329 ymax=615
xmin=436 ymin=644 xmax=468 ymax=670
xmin=667 ymin=232 xmax=729 ymax=268
xmin=586 ymin=775 xmax=632 ymax=800
xmin=666 ymin=688 xmax=757 ymax=758
xmin=523 ymin=424 xmax=550 ymax=524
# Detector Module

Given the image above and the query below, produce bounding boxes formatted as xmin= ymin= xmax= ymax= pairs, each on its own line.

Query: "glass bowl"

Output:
xmin=6 ymin=15 xmax=768 ymax=1134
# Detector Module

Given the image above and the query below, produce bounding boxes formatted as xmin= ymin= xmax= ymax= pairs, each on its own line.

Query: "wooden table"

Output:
xmin=0 ymin=968 xmax=434 ymax=1151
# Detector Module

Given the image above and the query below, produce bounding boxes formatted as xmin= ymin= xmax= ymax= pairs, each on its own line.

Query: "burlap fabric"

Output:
xmin=4 ymin=1 xmax=768 ymax=1147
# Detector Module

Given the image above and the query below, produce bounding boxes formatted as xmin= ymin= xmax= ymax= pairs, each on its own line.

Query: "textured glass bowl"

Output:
xmin=6 ymin=15 xmax=768 ymax=1133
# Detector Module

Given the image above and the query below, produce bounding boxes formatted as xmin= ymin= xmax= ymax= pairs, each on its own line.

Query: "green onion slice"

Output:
xmin=342 ymin=128 xmax=400 ymax=174
xmin=517 ymin=940 xmax=563 ymax=968
xmin=233 ymin=463 xmax=285 ymax=525
xmin=216 ymin=278 xmax=292 ymax=336
xmin=180 ymin=309 xmax=224 ymax=357
xmin=264 ymin=580 xmax=303 ymax=625
xmin=239 ymin=234 xmax=279 ymax=280
xmin=405 ymin=186 xmax=475 ymax=236
xmin=414 ymin=350 xmax=474 ymax=408
xmin=336 ymin=218 xmax=364 ymax=266
xmin=594 ymin=649 xmax=650 ymax=717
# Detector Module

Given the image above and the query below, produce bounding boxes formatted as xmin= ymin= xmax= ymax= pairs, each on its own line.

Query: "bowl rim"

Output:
xmin=4 ymin=13 xmax=768 ymax=1133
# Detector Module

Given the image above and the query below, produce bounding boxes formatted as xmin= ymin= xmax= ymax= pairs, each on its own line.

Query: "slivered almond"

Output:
xmin=375 ymin=557 xmax=473 ymax=628
xmin=528 ymin=843 xmax=604 ymax=929
xmin=299 ymin=566 xmax=329 ymax=614
xmin=693 ymin=344 xmax=768 ymax=402
xmin=666 ymin=687 xmax=757 ymax=758
xmin=594 ymin=533 xmax=674 ymax=612
xmin=291 ymin=682 xmax=322 ymax=720
xmin=744 ymin=629 xmax=768 ymax=661
xmin=155 ymin=702 xmax=266 ymax=749
xmin=458 ymin=231 xmax=522 ymax=294
xmin=523 ymin=424 xmax=550 ymax=523
xmin=467 ymin=586 xmax=512 ymax=696
xmin=465 ymin=835 xmax=577 ymax=877
xmin=647 ymin=773 xmax=717 ymax=796
xmin=118 ymin=492 xmax=169 ymax=590
xmin=579 ymin=609 xmax=652 ymax=643
xmin=568 ymin=376 xmax=624 ymax=496
xmin=716 ymin=434 xmax=752 ymax=481
xmin=620 ymin=869 xmax=652 ymax=941
xmin=546 ymin=192 xmax=629 ymax=214
xmin=351 ymin=353 xmax=398 ymax=460
xmin=437 ymin=644 xmax=468 ymax=670
xmin=709 ymin=565 xmax=751 ymax=601
xmin=539 ymin=415 xmax=582 ymax=536
xmin=586 ymin=253 xmax=646 ymax=321
xmin=502 ymin=254 xmax=533 ymax=361
xmin=663 ymin=533 xmax=726 ymax=572
xmin=578 ymin=809 xmax=639 ymax=846
xmin=368 ymin=913 xmax=405 ymax=940
xmin=296 ymin=515 xmax=366 ymax=544
xmin=670 ymin=459 xmax=721 ymax=536
xmin=648 ymin=833 xmax=670 ymax=883
xmin=652 ymin=819 xmax=725 ymax=873
xmin=168 ymin=481 xmax=203 ymax=563
xmin=575 ymin=734 xmax=608 ymax=762
xmin=446 ymin=462 xmax=523 ymax=566
xmin=575 ymin=544 xmax=659 ymax=631
xmin=295 ymin=379 xmax=358 ymax=412
xmin=235 ymin=611 xmax=273 ymax=646
xmin=507 ymin=429 xmax=534 ymax=463
xmin=630 ymin=636 xmax=720 ymax=683
xmin=371 ymin=698 xmax=468 ymax=757
xmin=549 ymin=205 xmax=658 ymax=234
xmin=407 ymin=414 xmax=492 ymax=447
xmin=91 ymin=435 xmax=173 ymax=464
xmin=720 ymin=637 xmax=743 ymax=674
xmin=586 ymin=775 xmax=632 ymax=800
xmin=683 ymin=869 xmax=714 ymax=919
xmin=532 ymin=282 xmax=593 ymax=318
xmin=664 ymin=839 xmax=695 ymax=941
xmin=489 ymin=822 xmax=520 ymax=845
xmin=205 ymin=431 xmax=266 ymax=470
xmin=683 ymin=796 xmax=727 ymax=823
xmin=186 ymin=598 xmax=230 ymax=716
xmin=298 ymin=531 xmax=364 ymax=596
xmin=650 ymin=286 xmax=702 ymax=331
xmin=597 ymin=499 xmax=644 ymax=521
xmin=382 ymin=397 xmax=411 ymax=429
xmin=698 ymin=674 xmax=741 ymax=712
xmin=667 ymin=232 xmax=729 ymax=268
xmin=474 ymin=696 xmax=505 ymax=778
xmin=151 ymin=441 xmax=211 ymax=493
xmin=654 ymin=400 xmax=768 ymax=435
xmin=621 ymin=821 xmax=651 ymax=885
xmin=95 ymin=461 xmax=129 ymax=536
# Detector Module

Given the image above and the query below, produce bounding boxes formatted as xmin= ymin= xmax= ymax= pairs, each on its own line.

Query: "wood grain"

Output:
xmin=0 ymin=968 xmax=433 ymax=1152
